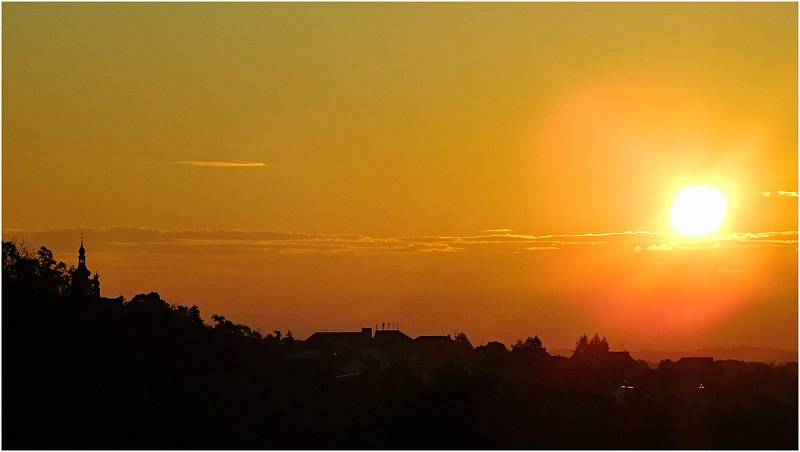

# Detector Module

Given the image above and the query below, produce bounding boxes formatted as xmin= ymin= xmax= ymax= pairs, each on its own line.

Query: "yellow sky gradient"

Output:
xmin=3 ymin=3 xmax=797 ymax=350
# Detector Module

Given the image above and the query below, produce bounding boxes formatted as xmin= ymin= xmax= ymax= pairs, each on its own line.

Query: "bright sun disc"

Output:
xmin=670 ymin=187 xmax=727 ymax=237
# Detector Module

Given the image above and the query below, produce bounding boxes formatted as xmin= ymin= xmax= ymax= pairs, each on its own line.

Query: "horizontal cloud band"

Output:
xmin=3 ymin=227 xmax=796 ymax=257
xmin=171 ymin=160 xmax=267 ymax=168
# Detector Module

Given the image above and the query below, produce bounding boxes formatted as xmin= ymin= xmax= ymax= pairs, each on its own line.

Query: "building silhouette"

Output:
xmin=292 ymin=326 xmax=475 ymax=377
xmin=71 ymin=235 xmax=100 ymax=300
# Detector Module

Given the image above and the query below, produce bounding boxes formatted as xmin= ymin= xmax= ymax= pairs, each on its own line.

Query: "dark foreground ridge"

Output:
xmin=3 ymin=241 xmax=798 ymax=449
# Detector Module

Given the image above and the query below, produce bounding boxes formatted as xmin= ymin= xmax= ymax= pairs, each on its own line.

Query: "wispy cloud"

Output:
xmin=631 ymin=231 xmax=798 ymax=253
xmin=761 ymin=190 xmax=798 ymax=198
xmin=171 ymin=160 xmax=267 ymax=168
xmin=642 ymin=243 xmax=677 ymax=252
xmin=717 ymin=268 xmax=746 ymax=274
xmin=3 ymin=227 xmax=796 ymax=257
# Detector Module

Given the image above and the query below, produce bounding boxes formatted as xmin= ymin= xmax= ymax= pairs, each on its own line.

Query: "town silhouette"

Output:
xmin=3 ymin=239 xmax=797 ymax=449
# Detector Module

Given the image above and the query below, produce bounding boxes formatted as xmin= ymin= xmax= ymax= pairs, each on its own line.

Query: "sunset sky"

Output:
xmin=4 ymin=3 xmax=797 ymax=351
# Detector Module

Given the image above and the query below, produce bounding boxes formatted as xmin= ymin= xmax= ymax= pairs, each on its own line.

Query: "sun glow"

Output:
xmin=670 ymin=187 xmax=728 ymax=237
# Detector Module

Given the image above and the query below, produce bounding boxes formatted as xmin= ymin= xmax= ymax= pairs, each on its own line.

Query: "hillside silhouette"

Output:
xmin=3 ymin=240 xmax=797 ymax=449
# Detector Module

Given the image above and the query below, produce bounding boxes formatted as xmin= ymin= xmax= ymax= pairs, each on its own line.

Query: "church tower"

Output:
xmin=71 ymin=235 xmax=99 ymax=300
xmin=77 ymin=235 xmax=87 ymax=270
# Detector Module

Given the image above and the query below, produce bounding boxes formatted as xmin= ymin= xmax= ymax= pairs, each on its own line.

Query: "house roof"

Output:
xmin=676 ymin=357 xmax=714 ymax=363
xmin=415 ymin=335 xmax=451 ymax=341
xmin=307 ymin=331 xmax=364 ymax=339
xmin=304 ymin=331 xmax=371 ymax=350
xmin=373 ymin=330 xmax=412 ymax=340
xmin=675 ymin=357 xmax=717 ymax=370
xmin=607 ymin=351 xmax=638 ymax=366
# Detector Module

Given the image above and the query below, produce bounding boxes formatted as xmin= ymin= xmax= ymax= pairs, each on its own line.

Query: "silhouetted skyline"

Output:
xmin=3 ymin=239 xmax=797 ymax=449
xmin=5 ymin=226 xmax=796 ymax=353
xmin=17 ymin=237 xmax=800 ymax=363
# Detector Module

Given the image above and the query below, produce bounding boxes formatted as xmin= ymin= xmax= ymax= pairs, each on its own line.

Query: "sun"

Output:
xmin=670 ymin=187 xmax=728 ymax=237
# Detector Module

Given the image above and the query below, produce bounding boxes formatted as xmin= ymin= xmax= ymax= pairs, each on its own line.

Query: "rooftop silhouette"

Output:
xmin=2 ymin=239 xmax=797 ymax=449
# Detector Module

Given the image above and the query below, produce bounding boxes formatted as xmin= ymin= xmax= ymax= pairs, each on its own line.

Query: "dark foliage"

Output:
xmin=3 ymin=241 xmax=797 ymax=449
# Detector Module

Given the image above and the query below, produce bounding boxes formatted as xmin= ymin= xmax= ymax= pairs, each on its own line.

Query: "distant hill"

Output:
xmin=550 ymin=346 xmax=797 ymax=364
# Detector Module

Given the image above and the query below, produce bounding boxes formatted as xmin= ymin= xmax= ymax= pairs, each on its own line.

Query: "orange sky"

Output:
xmin=3 ymin=3 xmax=797 ymax=350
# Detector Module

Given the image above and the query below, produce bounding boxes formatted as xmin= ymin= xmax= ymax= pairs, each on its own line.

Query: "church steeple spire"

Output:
xmin=78 ymin=233 xmax=86 ymax=268
xmin=72 ymin=234 xmax=95 ymax=300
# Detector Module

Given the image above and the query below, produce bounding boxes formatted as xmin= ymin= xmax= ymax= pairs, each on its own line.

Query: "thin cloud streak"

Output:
xmin=3 ymin=227 xmax=796 ymax=257
xmin=171 ymin=160 xmax=267 ymax=168
xmin=761 ymin=190 xmax=798 ymax=198
xmin=717 ymin=268 xmax=746 ymax=274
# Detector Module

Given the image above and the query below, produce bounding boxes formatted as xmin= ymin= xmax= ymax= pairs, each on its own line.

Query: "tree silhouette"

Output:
xmin=512 ymin=336 xmax=544 ymax=352
xmin=575 ymin=333 xmax=610 ymax=355
xmin=2 ymin=239 xmax=797 ymax=449
xmin=575 ymin=333 xmax=589 ymax=353
xmin=454 ymin=331 xmax=472 ymax=349
xmin=600 ymin=336 xmax=609 ymax=352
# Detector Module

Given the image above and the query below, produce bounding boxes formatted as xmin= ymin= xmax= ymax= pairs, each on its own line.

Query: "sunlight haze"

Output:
xmin=3 ymin=3 xmax=797 ymax=352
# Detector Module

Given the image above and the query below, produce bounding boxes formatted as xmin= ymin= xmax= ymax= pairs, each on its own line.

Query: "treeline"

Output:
xmin=2 ymin=241 xmax=797 ymax=449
